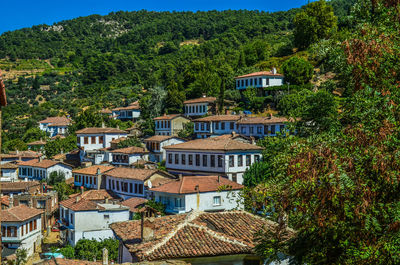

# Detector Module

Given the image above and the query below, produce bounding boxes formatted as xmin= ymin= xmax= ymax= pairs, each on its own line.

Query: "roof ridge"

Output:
xmin=144 ymin=210 xmax=202 ymax=256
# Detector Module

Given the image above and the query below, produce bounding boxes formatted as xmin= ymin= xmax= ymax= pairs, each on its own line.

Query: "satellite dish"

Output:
xmin=148 ymin=180 xmax=152 ymax=189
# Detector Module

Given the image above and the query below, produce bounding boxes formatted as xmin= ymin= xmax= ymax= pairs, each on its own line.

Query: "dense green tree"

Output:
xmin=48 ymin=171 xmax=65 ymax=185
xmin=116 ymin=136 xmax=142 ymax=148
xmin=293 ymin=0 xmax=337 ymax=49
xmin=22 ymin=127 xmax=47 ymax=143
xmin=44 ymin=135 xmax=77 ymax=158
xmin=281 ymin=57 xmax=314 ymax=86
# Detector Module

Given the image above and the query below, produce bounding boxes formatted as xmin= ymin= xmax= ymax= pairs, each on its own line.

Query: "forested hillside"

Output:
xmin=0 ymin=0 xmax=354 ymax=151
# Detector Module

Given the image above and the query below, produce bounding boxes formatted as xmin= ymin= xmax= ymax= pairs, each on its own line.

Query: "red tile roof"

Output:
xmin=164 ymin=134 xmax=263 ymax=152
xmin=150 ymin=176 xmax=243 ymax=194
xmin=153 ymin=114 xmax=185 ymax=121
xmin=0 ymin=205 xmax=43 ymax=222
xmin=194 ymin=115 xmax=241 ymax=122
xmin=112 ymin=101 xmax=140 ymax=111
xmin=144 ymin=135 xmax=185 ymax=143
xmin=1 ymin=162 xmax=18 ymax=169
xmin=37 ymin=259 xmax=101 ymax=265
xmin=60 ymin=190 xmax=119 ymax=211
xmin=39 ymin=116 xmax=71 ymax=126
xmin=237 ymin=115 xmax=289 ymax=125
xmin=73 ymin=165 xmax=115 ymax=175
xmin=0 ymin=151 xmax=42 ymax=159
xmin=235 ymin=71 xmax=283 ymax=79
xmin=110 ymin=146 xmax=148 ymax=155
xmin=75 ymin=127 xmax=128 ymax=134
xmin=104 ymin=168 xmax=163 ymax=181
xmin=1 ymin=195 xmax=10 ymax=206
xmin=184 ymin=97 xmax=216 ymax=104
xmin=1 ymin=181 xmax=40 ymax=192
xmin=18 ymin=159 xmax=72 ymax=169
xmin=111 ymin=211 xmax=293 ymax=261
xmin=121 ymin=197 xmax=148 ymax=213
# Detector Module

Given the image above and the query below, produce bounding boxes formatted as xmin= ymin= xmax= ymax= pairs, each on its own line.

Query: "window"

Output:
xmin=202 ymin=155 xmax=208 ymax=167
xmin=237 ymin=80 xmax=240 ymax=87
xmin=195 ymin=123 xmax=199 ymax=131
xmin=232 ymin=174 xmax=237 ymax=183
xmin=168 ymin=154 xmax=173 ymax=164
xmin=196 ymin=154 xmax=200 ymax=166
xmin=201 ymin=123 xmax=204 ymax=131
xmin=206 ymin=123 xmax=210 ymax=131
xmin=138 ymin=184 xmax=143 ymax=194
xmin=255 ymin=78 xmax=258 ymax=85
xmin=94 ymin=177 xmax=97 ymax=185
xmin=245 ymin=79 xmax=248 ymax=86
xmin=266 ymin=78 xmax=270 ymax=86
xmin=210 ymin=155 xmax=215 ymax=167
xmin=104 ymin=214 xmax=110 ymax=220
xmin=188 ymin=154 xmax=193 ymax=165
xmin=218 ymin=155 xmax=223 ymax=167
xmin=135 ymin=183 xmax=138 ymax=194
xmin=238 ymin=155 xmax=243 ymax=167
xmin=257 ymin=126 xmax=262 ymax=134
xmin=130 ymin=183 xmax=133 ymax=193
xmin=108 ymin=179 xmax=111 ymax=189
xmin=221 ymin=122 xmax=225 ymax=130
xmin=91 ymin=136 xmax=96 ymax=144
xmin=89 ymin=177 xmax=92 ymax=185
xmin=112 ymin=180 xmax=115 ymax=190
xmin=255 ymin=155 xmax=260 ymax=162
xmin=84 ymin=137 xmax=88 ymax=144
xmin=213 ymin=196 xmax=221 ymax=206
xmin=215 ymin=122 xmax=219 ymax=130
xmin=196 ymin=105 xmax=199 ymax=113
xmin=230 ymin=122 xmax=234 ymax=130
xmin=21 ymin=225 xmax=24 ymax=236
xmin=69 ymin=215 xmax=73 ymax=225
xmin=181 ymin=154 xmax=186 ymax=165
xmin=259 ymin=77 xmax=262 ymax=85
xmin=250 ymin=78 xmax=253 ymax=86
xmin=241 ymin=127 xmax=246 ymax=134
xmin=250 ymin=127 xmax=254 ymax=134
xmin=280 ymin=125 xmax=285 ymax=133
xmin=99 ymin=136 xmax=104 ymax=144
xmin=175 ymin=198 xmax=183 ymax=208
xmin=175 ymin=154 xmax=179 ymax=164
xmin=271 ymin=125 xmax=276 ymax=135
xmin=264 ymin=125 xmax=268 ymax=135
xmin=246 ymin=155 xmax=251 ymax=166
xmin=116 ymin=181 xmax=120 ymax=191
xmin=229 ymin=155 xmax=234 ymax=167
xmin=29 ymin=221 xmax=33 ymax=232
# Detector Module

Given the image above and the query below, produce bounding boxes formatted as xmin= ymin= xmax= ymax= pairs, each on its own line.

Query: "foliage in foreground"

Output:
xmin=59 ymin=238 xmax=118 ymax=262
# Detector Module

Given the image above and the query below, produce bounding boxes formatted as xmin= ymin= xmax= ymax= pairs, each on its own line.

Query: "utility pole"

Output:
xmin=0 ymin=69 xmax=7 ymax=257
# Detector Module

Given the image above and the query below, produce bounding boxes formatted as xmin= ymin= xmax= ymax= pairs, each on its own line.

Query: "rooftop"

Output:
xmin=144 ymin=135 xmax=185 ymax=143
xmin=18 ymin=159 xmax=71 ymax=169
xmin=184 ymin=96 xmax=217 ymax=104
xmin=111 ymin=211 xmax=293 ymax=261
xmin=0 ymin=150 xmax=41 ymax=159
xmin=150 ymin=175 xmax=243 ymax=194
xmin=0 ymin=205 xmax=43 ymax=222
xmin=235 ymin=70 xmax=284 ymax=79
xmin=121 ymin=197 xmax=148 ymax=213
xmin=237 ymin=115 xmax=289 ymax=125
xmin=164 ymin=134 xmax=263 ymax=152
xmin=104 ymin=168 xmax=164 ymax=181
xmin=73 ymin=165 xmax=115 ymax=175
xmin=1 ymin=162 xmax=19 ymax=169
xmin=112 ymin=101 xmax=140 ymax=111
xmin=60 ymin=190 xmax=120 ymax=211
xmin=39 ymin=116 xmax=71 ymax=126
xmin=1 ymin=181 xmax=40 ymax=192
xmin=110 ymin=146 xmax=148 ymax=155
xmin=153 ymin=114 xmax=185 ymax=121
xmin=194 ymin=114 xmax=241 ymax=122
xmin=75 ymin=127 xmax=127 ymax=135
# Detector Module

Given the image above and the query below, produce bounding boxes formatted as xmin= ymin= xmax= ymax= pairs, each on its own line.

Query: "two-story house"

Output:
xmin=18 ymin=158 xmax=73 ymax=181
xmin=111 ymin=101 xmax=141 ymax=121
xmin=154 ymin=114 xmax=190 ymax=136
xmin=109 ymin=146 xmax=149 ymax=166
xmin=164 ymin=134 xmax=264 ymax=184
xmin=1 ymin=181 xmax=41 ymax=196
xmin=1 ymin=162 xmax=19 ymax=182
xmin=149 ymin=175 xmax=243 ymax=214
xmin=73 ymin=165 xmax=115 ymax=190
xmin=193 ymin=115 xmax=241 ymax=138
xmin=39 ymin=116 xmax=71 ymax=137
xmin=144 ymin=135 xmax=186 ymax=163
xmin=104 ymin=168 xmax=176 ymax=200
xmin=1 ymin=205 xmax=43 ymax=257
xmin=235 ymin=69 xmax=284 ymax=96
xmin=237 ymin=115 xmax=289 ymax=138
xmin=59 ymin=190 xmax=129 ymax=246
xmin=0 ymin=151 xmax=42 ymax=165
xmin=183 ymin=96 xmax=217 ymax=118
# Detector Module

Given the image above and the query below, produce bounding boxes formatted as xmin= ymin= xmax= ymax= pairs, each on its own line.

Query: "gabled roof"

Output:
xmin=144 ymin=135 xmax=185 ymax=143
xmin=235 ymin=70 xmax=283 ymax=79
xmin=194 ymin=115 xmax=241 ymax=122
xmin=153 ymin=114 xmax=187 ymax=121
xmin=164 ymin=134 xmax=263 ymax=152
xmin=104 ymin=168 xmax=169 ymax=181
xmin=60 ymin=190 xmax=119 ymax=211
xmin=39 ymin=116 xmax=71 ymax=126
xmin=112 ymin=101 xmax=140 ymax=111
xmin=237 ymin=115 xmax=289 ymax=125
xmin=0 ymin=151 xmax=42 ymax=159
xmin=184 ymin=96 xmax=216 ymax=104
xmin=111 ymin=211 xmax=293 ymax=261
xmin=75 ymin=127 xmax=128 ymax=135
xmin=72 ymin=165 xmax=115 ymax=176
xmin=0 ymin=205 xmax=43 ymax=222
xmin=121 ymin=197 xmax=148 ymax=213
xmin=1 ymin=181 xmax=40 ymax=192
xmin=110 ymin=146 xmax=148 ymax=155
xmin=150 ymin=175 xmax=243 ymax=194
xmin=1 ymin=162 xmax=18 ymax=169
xmin=18 ymin=159 xmax=72 ymax=169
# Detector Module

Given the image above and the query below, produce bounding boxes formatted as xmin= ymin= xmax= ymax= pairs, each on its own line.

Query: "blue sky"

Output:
xmin=0 ymin=0 xmax=309 ymax=34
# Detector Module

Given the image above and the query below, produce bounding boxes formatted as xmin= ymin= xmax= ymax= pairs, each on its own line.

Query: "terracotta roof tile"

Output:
xmin=104 ymin=168 xmax=160 ymax=181
xmin=27 ymin=140 xmax=47 ymax=145
xmin=121 ymin=197 xmax=148 ymax=213
xmin=144 ymin=135 xmax=185 ymax=143
xmin=75 ymin=127 xmax=128 ymax=134
xmin=37 ymin=259 xmax=101 ymax=265
xmin=1 ymin=162 xmax=18 ymax=169
xmin=112 ymin=101 xmax=140 ymax=111
xmin=39 ymin=116 xmax=71 ymax=126
xmin=0 ymin=205 xmax=43 ymax=222
xmin=164 ymin=134 xmax=263 ymax=152
xmin=150 ymin=176 xmax=243 ymax=194
xmin=0 ymin=151 xmax=42 ymax=159
xmin=111 ymin=211 xmax=293 ymax=261
xmin=237 ymin=115 xmax=289 ymax=125
xmin=18 ymin=159 xmax=71 ymax=169
xmin=153 ymin=114 xmax=184 ymax=121
xmin=184 ymin=97 xmax=216 ymax=104
xmin=194 ymin=115 xmax=241 ymax=122
xmin=1 ymin=181 xmax=40 ymax=192
xmin=110 ymin=137 xmax=127 ymax=144
xmin=60 ymin=190 xmax=119 ymax=211
xmin=235 ymin=71 xmax=283 ymax=79
xmin=110 ymin=146 xmax=148 ymax=155
xmin=100 ymin=108 xmax=112 ymax=114
xmin=73 ymin=165 xmax=115 ymax=175
xmin=1 ymin=195 xmax=10 ymax=206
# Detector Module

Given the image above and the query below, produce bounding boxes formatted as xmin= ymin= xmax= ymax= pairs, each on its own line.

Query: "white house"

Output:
xmin=237 ymin=115 xmax=289 ymax=138
xmin=235 ymin=69 xmax=284 ymax=92
xmin=1 ymin=205 xmax=43 ymax=257
xmin=183 ymin=96 xmax=216 ymax=117
xmin=1 ymin=162 xmax=19 ymax=182
xmin=193 ymin=115 xmax=241 ymax=138
xmin=109 ymin=146 xmax=149 ymax=166
xmin=18 ymin=158 xmax=73 ymax=181
xmin=38 ymin=116 xmax=71 ymax=137
xmin=144 ymin=135 xmax=187 ymax=163
xmin=111 ymin=101 xmax=141 ymax=121
xmin=154 ymin=114 xmax=191 ymax=136
xmin=149 ymin=175 xmax=243 ymax=214
xmin=104 ymin=168 xmax=176 ymax=200
xmin=59 ymin=189 xmax=129 ymax=246
xmin=76 ymin=127 xmax=128 ymax=152
xmin=0 ymin=151 xmax=42 ymax=165
xmin=73 ymin=165 xmax=115 ymax=190
xmin=163 ymin=134 xmax=264 ymax=184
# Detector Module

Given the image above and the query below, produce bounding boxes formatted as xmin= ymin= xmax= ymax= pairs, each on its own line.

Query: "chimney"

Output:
xmin=80 ymin=186 xmax=84 ymax=194
xmin=250 ymin=137 xmax=256 ymax=145
xmin=16 ymin=150 xmax=19 ymax=154
xmin=61 ymin=148 xmax=64 ymax=154
xmin=102 ymin=122 xmax=105 ymax=128
xmin=28 ymin=199 xmax=33 ymax=208
xmin=105 ymin=197 xmax=109 ymax=204
xmin=231 ymin=131 xmax=236 ymax=137
xmin=269 ymin=113 xmax=272 ymax=119
xmin=272 ymin=67 xmax=277 ymax=75
xmin=9 ymin=195 xmax=14 ymax=208
xmin=178 ymin=174 xmax=182 ymax=181
xmin=102 ymin=248 xmax=109 ymax=265
xmin=39 ymin=156 xmax=43 ymax=162
xmin=75 ymin=196 xmax=80 ymax=203
xmin=141 ymin=216 xmax=155 ymax=242
xmin=202 ymin=94 xmax=206 ymax=98
xmin=116 ymin=125 xmax=120 ymax=130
